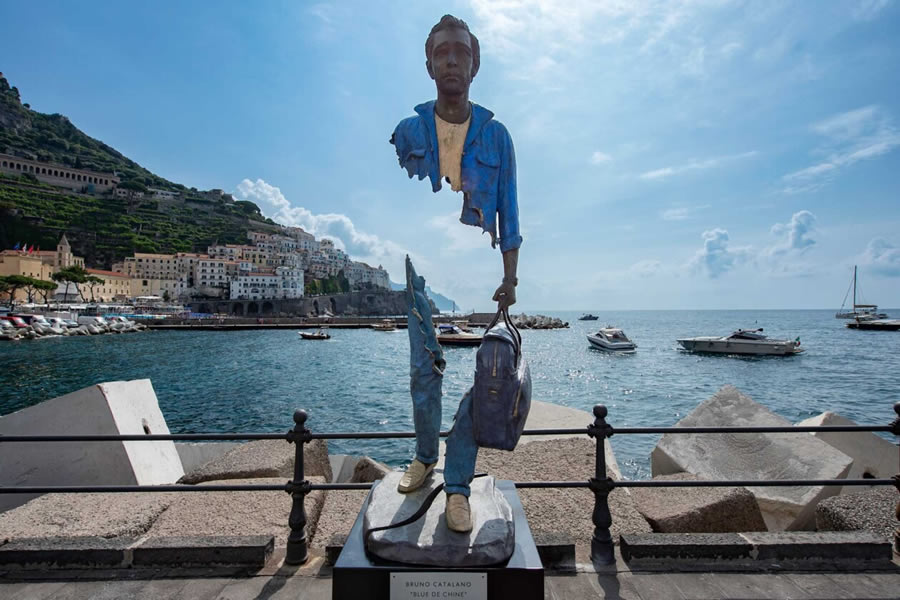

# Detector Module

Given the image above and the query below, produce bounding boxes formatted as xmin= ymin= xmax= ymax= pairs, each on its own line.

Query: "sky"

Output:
xmin=2 ymin=0 xmax=899 ymax=311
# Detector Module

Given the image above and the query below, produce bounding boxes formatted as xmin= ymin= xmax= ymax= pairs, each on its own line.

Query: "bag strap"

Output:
xmin=363 ymin=474 xmax=487 ymax=548
xmin=485 ymin=308 xmax=523 ymax=364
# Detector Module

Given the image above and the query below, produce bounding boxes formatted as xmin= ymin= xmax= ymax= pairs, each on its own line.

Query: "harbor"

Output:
xmin=2 ymin=308 xmax=897 ymax=478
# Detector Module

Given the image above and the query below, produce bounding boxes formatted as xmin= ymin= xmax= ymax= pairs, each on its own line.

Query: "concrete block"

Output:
xmin=816 ymin=486 xmax=897 ymax=542
xmin=178 ymin=438 xmax=331 ymax=484
xmin=632 ymin=472 xmax=767 ymax=533
xmin=146 ymin=477 xmax=325 ymax=548
xmin=132 ymin=535 xmax=274 ymax=567
xmin=620 ymin=531 xmax=892 ymax=566
xmin=0 ymin=536 xmax=135 ymax=568
xmin=621 ymin=533 xmax=752 ymax=562
xmin=740 ymin=531 xmax=890 ymax=562
xmin=0 ymin=491 xmax=176 ymax=541
xmin=175 ymin=442 xmax=240 ymax=473
xmin=0 ymin=379 xmax=184 ymax=513
xmin=533 ymin=532 xmax=576 ymax=571
xmin=650 ymin=385 xmax=853 ymax=530
xmin=796 ymin=411 xmax=897 ymax=493
xmin=328 ymin=454 xmax=354 ymax=483
xmin=476 ymin=437 xmax=651 ymax=555
xmin=325 ymin=533 xmax=346 ymax=566
xmin=309 ymin=488 xmax=368 ymax=551
xmin=349 ymin=456 xmax=392 ymax=483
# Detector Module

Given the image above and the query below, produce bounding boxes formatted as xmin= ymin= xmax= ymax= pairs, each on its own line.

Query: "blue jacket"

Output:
xmin=391 ymin=101 xmax=523 ymax=252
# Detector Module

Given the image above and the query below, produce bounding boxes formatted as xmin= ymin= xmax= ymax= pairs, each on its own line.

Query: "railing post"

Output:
xmin=891 ymin=403 xmax=899 ymax=555
xmin=285 ymin=409 xmax=311 ymax=565
xmin=587 ymin=404 xmax=615 ymax=565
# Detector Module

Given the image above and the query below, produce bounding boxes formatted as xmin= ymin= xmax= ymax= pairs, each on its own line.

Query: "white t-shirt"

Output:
xmin=435 ymin=110 xmax=471 ymax=192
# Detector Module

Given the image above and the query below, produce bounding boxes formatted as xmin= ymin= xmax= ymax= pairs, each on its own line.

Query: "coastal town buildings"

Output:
xmin=0 ymin=235 xmax=84 ymax=303
xmin=84 ymin=269 xmax=131 ymax=302
xmin=3 ymin=224 xmax=390 ymax=306
xmin=229 ymin=266 xmax=304 ymax=300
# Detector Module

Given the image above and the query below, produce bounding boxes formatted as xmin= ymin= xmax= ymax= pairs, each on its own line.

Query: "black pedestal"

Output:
xmin=333 ymin=480 xmax=544 ymax=600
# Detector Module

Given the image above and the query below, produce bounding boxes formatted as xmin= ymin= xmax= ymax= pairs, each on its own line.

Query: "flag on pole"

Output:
xmin=12 ymin=242 xmax=20 ymax=250
xmin=28 ymin=245 xmax=34 ymax=253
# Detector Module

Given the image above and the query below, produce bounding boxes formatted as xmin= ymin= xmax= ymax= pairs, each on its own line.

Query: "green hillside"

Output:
xmin=0 ymin=75 xmax=279 ymax=267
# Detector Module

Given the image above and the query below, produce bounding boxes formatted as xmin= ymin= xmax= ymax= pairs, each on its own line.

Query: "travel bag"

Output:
xmin=472 ymin=308 xmax=532 ymax=451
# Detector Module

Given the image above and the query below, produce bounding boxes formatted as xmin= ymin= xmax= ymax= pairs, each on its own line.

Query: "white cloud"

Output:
xmin=660 ymin=204 xmax=710 ymax=221
xmin=767 ymin=210 xmax=817 ymax=256
xmin=640 ymin=151 xmax=758 ymax=180
xmin=861 ymin=238 xmax=900 ymax=276
xmin=689 ymin=228 xmax=751 ymax=278
xmin=630 ymin=259 xmax=662 ymax=278
xmin=426 ymin=211 xmax=489 ymax=253
xmin=852 ymin=0 xmax=891 ymax=21
xmin=234 ymin=178 xmax=414 ymax=278
xmin=783 ymin=106 xmax=900 ymax=191
xmin=590 ymin=151 xmax=612 ymax=165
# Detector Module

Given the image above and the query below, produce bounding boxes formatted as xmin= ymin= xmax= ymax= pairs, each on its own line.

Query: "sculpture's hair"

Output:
xmin=425 ymin=14 xmax=480 ymax=76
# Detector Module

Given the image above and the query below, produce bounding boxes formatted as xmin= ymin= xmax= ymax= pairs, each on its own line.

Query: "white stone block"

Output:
xmin=650 ymin=386 xmax=853 ymax=531
xmin=0 ymin=379 xmax=184 ymax=513
xmin=796 ymin=411 xmax=897 ymax=494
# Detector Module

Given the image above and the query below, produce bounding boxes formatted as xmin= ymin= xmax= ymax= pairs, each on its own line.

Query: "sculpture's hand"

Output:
xmin=492 ymin=281 xmax=517 ymax=310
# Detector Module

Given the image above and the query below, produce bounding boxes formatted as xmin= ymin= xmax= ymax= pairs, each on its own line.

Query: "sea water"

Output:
xmin=1 ymin=309 xmax=897 ymax=478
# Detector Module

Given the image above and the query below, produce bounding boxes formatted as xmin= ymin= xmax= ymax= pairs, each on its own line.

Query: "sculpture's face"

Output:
xmin=427 ymin=27 xmax=475 ymax=95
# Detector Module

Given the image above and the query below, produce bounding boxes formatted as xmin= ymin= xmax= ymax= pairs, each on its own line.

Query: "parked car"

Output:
xmin=0 ymin=315 xmax=29 ymax=328
xmin=77 ymin=316 xmax=108 ymax=327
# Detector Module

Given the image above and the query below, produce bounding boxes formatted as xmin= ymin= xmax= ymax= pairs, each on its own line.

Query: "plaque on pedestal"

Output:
xmin=333 ymin=480 xmax=544 ymax=600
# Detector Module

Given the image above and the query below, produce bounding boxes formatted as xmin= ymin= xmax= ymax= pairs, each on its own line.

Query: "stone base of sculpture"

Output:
xmin=363 ymin=471 xmax=514 ymax=567
xmin=334 ymin=478 xmax=543 ymax=600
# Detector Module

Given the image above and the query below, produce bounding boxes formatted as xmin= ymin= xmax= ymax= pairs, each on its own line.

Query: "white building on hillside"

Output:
xmin=346 ymin=262 xmax=391 ymax=290
xmin=229 ymin=267 xmax=303 ymax=300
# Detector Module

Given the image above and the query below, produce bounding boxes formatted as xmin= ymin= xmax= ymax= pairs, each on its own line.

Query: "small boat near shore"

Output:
xmin=372 ymin=319 xmax=397 ymax=331
xmin=677 ymin=328 xmax=803 ymax=356
xmin=579 ymin=313 xmax=599 ymax=321
xmin=436 ymin=323 xmax=482 ymax=346
xmin=299 ymin=327 xmax=331 ymax=340
xmin=587 ymin=327 xmax=637 ymax=353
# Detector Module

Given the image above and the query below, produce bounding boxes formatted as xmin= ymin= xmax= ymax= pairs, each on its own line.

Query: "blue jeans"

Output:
xmin=406 ymin=256 xmax=478 ymax=497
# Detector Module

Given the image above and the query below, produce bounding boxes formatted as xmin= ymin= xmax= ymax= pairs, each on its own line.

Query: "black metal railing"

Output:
xmin=1 ymin=403 xmax=897 ymax=566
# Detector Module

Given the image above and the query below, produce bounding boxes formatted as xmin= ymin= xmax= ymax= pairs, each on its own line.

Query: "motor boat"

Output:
xmin=372 ymin=319 xmax=397 ymax=331
xmin=579 ymin=313 xmax=599 ymax=321
xmin=436 ymin=323 xmax=482 ymax=346
xmin=677 ymin=328 xmax=804 ymax=356
xmin=587 ymin=327 xmax=637 ymax=352
xmin=299 ymin=327 xmax=331 ymax=340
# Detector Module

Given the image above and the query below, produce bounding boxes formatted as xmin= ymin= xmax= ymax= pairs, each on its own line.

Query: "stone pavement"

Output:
xmin=2 ymin=570 xmax=900 ymax=599
xmin=3 ymin=553 xmax=899 ymax=599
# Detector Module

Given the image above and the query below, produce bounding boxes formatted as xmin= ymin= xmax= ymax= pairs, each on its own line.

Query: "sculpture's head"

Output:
xmin=425 ymin=15 xmax=480 ymax=96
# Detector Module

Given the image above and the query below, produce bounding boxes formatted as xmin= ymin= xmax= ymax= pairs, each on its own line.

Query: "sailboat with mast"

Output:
xmin=835 ymin=266 xmax=888 ymax=320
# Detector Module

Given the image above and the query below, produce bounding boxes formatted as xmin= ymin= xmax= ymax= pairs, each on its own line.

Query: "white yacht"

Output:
xmin=677 ymin=328 xmax=803 ymax=356
xmin=835 ymin=266 xmax=888 ymax=320
xmin=587 ymin=327 xmax=637 ymax=353
xmin=437 ymin=323 xmax=483 ymax=346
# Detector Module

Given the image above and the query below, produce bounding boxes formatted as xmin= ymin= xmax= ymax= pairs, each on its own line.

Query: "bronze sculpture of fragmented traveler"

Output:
xmin=390 ymin=14 xmax=522 ymax=532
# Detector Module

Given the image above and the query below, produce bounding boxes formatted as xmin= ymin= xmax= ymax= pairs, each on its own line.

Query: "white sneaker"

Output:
xmin=397 ymin=459 xmax=434 ymax=493
xmin=445 ymin=494 xmax=472 ymax=532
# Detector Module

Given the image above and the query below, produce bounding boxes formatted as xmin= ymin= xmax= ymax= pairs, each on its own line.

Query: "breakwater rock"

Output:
xmin=0 ymin=318 xmax=145 ymax=341
xmin=467 ymin=312 xmax=569 ymax=329
xmin=511 ymin=313 xmax=569 ymax=329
